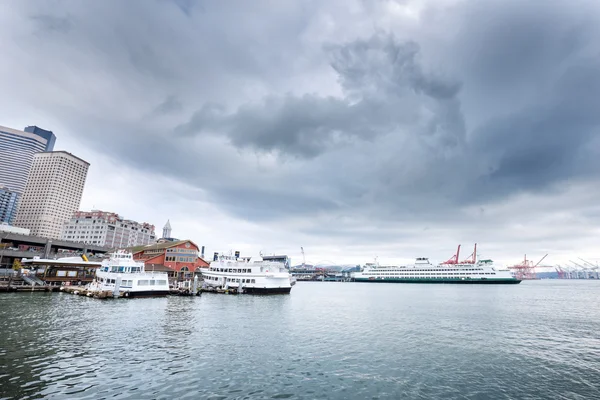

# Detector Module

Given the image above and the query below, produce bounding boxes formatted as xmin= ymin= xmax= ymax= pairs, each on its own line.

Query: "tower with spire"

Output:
xmin=162 ymin=219 xmax=172 ymax=239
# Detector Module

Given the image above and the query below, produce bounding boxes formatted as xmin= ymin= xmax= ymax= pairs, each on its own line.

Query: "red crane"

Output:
xmin=441 ymin=245 xmax=461 ymax=265
xmin=460 ymin=243 xmax=477 ymax=264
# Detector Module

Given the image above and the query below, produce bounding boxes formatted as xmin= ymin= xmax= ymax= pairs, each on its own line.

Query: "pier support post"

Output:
xmin=44 ymin=240 xmax=52 ymax=259
xmin=113 ymin=276 xmax=122 ymax=298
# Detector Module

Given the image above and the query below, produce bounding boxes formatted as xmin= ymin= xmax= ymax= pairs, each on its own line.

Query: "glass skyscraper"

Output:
xmin=0 ymin=186 xmax=19 ymax=224
xmin=0 ymin=125 xmax=56 ymax=194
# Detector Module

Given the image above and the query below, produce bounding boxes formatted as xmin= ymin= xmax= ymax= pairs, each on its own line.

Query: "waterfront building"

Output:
xmin=14 ymin=151 xmax=89 ymax=239
xmin=61 ymin=210 xmax=156 ymax=248
xmin=130 ymin=240 xmax=209 ymax=278
xmin=0 ymin=186 xmax=19 ymax=225
xmin=0 ymin=125 xmax=56 ymax=194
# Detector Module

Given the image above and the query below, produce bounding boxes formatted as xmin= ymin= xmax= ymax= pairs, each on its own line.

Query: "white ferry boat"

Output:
xmin=352 ymin=245 xmax=521 ymax=284
xmin=87 ymin=250 xmax=170 ymax=297
xmin=201 ymin=254 xmax=293 ymax=294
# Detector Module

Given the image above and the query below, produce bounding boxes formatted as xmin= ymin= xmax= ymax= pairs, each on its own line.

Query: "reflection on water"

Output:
xmin=1 ymin=281 xmax=600 ymax=399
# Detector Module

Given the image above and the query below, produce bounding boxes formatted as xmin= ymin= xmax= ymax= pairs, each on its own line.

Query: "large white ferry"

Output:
xmin=352 ymin=245 xmax=521 ymax=284
xmin=87 ymin=250 xmax=170 ymax=297
xmin=201 ymin=253 xmax=293 ymax=294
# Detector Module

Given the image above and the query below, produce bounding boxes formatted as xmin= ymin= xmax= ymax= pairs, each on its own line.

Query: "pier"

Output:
xmin=57 ymin=285 xmax=201 ymax=298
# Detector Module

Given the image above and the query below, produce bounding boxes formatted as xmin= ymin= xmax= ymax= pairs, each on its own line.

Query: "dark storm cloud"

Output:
xmin=3 ymin=0 xmax=600 ymax=236
xmin=178 ymin=34 xmax=465 ymax=158
xmin=168 ymin=0 xmax=197 ymax=16
xmin=30 ymin=14 xmax=72 ymax=33
xmin=154 ymin=96 xmax=183 ymax=116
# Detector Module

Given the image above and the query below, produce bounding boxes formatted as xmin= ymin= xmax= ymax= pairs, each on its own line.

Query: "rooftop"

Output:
xmin=128 ymin=239 xmax=196 ymax=254
xmin=35 ymin=150 xmax=90 ymax=166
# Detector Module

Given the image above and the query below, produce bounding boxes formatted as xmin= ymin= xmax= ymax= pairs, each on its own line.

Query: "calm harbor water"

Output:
xmin=1 ymin=281 xmax=600 ymax=399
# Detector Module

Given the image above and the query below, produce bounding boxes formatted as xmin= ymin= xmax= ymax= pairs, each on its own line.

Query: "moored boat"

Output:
xmin=201 ymin=253 xmax=293 ymax=294
xmin=87 ymin=250 xmax=170 ymax=297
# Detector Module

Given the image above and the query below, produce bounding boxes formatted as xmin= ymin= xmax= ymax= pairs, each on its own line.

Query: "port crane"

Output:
xmin=508 ymin=253 xmax=548 ymax=280
xmin=441 ymin=245 xmax=461 ymax=265
xmin=577 ymin=257 xmax=600 ymax=279
xmin=460 ymin=243 xmax=477 ymax=264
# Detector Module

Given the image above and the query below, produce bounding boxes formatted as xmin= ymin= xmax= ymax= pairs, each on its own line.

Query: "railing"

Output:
xmin=22 ymin=275 xmax=45 ymax=286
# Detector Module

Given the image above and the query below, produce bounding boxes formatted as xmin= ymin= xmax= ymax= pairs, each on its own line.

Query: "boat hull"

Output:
xmin=122 ymin=290 xmax=171 ymax=297
xmin=354 ymin=278 xmax=521 ymax=284
xmin=242 ymin=287 xmax=292 ymax=294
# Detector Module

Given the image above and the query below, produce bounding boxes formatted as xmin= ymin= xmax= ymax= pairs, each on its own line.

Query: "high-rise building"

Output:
xmin=14 ymin=151 xmax=89 ymax=239
xmin=61 ymin=210 xmax=156 ymax=248
xmin=0 ymin=125 xmax=56 ymax=194
xmin=0 ymin=186 xmax=20 ymax=224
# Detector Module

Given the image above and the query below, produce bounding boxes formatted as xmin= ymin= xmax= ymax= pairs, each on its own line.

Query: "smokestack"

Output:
xmin=234 ymin=250 xmax=240 ymax=259
xmin=213 ymin=252 xmax=218 ymax=261
xmin=201 ymin=246 xmax=205 ymax=259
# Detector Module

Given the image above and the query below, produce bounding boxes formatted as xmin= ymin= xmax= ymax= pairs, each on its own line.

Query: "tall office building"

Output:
xmin=61 ymin=210 xmax=156 ymax=247
xmin=0 ymin=186 xmax=20 ymax=225
xmin=0 ymin=125 xmax=56 ymax=194
xmin=14 ymin=151 xmax=89 ymax=239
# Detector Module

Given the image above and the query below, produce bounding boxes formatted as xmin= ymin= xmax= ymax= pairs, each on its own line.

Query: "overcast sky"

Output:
xmin=2 ymin=0 xmax=600 ymax=267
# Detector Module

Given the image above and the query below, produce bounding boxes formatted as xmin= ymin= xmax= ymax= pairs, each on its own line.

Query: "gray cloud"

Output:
xmin=178 ymin=34 xmax=466 ymax=159
xmin=2 ymin=0 xmax=600 ymax=262
xmin=30 ymin=14 xmax=72 ymax=33
xmin=153 ymin=96 xmax=183 ymax=116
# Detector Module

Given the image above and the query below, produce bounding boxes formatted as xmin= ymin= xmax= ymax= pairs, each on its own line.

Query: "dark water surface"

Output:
xmin=1 ymin=281 xmax=599 ymax=399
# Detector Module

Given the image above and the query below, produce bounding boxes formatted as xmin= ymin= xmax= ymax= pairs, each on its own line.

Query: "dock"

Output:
xmin=58 ymin=285 xmax=202 ymax=299
xmin=199 ymin=286 xmax=242 ymax=295
xmin=0 ymin=280 xmax=202 ymax=298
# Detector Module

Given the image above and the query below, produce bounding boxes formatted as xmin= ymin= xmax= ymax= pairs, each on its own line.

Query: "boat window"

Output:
xmin=138 ymin=280 xmax=149 ymax=286
xmin=251 ymin=279 xmax=255 ymax=283
xmin=150 ymin=280 xmax=156 ymax=285
xmin=157 ymin=280 xmax=167 ymax=285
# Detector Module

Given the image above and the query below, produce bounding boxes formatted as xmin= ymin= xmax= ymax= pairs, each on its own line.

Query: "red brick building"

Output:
xmin=130 ymin=240 xmax=209 ymax=279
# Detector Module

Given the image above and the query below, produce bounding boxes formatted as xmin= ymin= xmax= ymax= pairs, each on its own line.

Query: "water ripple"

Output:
xmin=1 ymin=281 xmax=600 ymax=399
